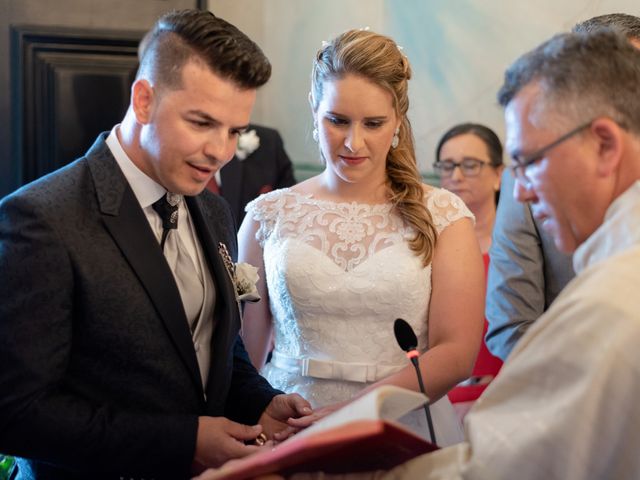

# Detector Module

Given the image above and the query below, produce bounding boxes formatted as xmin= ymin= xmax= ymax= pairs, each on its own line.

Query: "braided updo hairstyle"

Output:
xmin=310 ymin=29 xmax=437 ymax=266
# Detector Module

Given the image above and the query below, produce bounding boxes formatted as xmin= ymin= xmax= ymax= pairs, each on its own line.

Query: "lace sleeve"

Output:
xmin=245 ymin=189 xmax=288 ymax=247
xmin=426 ymin=187 xmax=475 ymax=234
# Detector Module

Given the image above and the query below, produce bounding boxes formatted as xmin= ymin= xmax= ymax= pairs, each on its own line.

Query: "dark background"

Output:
xmin=0 ymin=0 xmax=205 ymax=198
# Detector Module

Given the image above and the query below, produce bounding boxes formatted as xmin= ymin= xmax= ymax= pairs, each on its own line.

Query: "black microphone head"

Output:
xmin=394 ymin=318 xmax=418 ymax=352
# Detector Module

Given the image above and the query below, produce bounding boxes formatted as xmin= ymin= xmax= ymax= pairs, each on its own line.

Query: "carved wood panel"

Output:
xmin=12 ymin=26 xmax=142 ymax=184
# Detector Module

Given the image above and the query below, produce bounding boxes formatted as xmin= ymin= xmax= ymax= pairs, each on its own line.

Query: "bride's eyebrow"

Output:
xmin=326 ymin=111 xmax=389 ymax=121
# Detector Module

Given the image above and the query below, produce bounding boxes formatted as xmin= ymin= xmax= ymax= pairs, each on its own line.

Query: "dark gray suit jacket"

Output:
xmin=486 ymin=170 xmax=575 ymax=360
xmin=0 ymin=134 xmax=280 ymax=479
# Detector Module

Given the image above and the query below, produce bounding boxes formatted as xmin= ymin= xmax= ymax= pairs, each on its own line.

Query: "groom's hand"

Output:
xmin=258 ymin=393 xmax=313 ymax=440
xmin=192 ymin=416 xmax=263 ymax=471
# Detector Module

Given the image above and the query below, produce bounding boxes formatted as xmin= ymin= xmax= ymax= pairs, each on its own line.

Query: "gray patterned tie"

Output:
xmin=152 ymin=193 xmax=204 ymax=332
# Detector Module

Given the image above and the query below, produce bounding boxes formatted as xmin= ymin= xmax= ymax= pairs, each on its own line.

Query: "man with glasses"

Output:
xmin=485 ymin=13 xmax=640 ymax=361
xmin=372 ymin=27 xmax=640 ymax=480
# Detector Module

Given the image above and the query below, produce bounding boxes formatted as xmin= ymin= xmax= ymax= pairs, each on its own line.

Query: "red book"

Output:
xmin=200 ymin=386 xmax=438 ymax=480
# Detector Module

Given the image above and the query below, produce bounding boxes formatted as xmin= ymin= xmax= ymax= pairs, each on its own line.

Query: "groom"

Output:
xmin=0 ymin=9 xmax=311 ymax=480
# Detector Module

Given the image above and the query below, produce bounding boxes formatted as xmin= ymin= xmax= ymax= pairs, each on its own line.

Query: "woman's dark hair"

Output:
xmin=435 ymin=123 xmax=503 ymax=168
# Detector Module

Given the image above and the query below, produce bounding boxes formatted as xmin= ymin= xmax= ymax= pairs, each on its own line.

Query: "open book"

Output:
xmin=207 ymin=386 xmax=438 ymax=479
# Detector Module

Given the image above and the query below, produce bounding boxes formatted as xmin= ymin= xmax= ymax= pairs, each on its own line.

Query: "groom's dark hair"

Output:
xmin=137 ymin=9 xmax=271 ymax=90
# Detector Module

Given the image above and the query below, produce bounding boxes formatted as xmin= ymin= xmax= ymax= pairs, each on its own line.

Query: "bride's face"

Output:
xmin=314 ymin=74 xmax=399 ymax=186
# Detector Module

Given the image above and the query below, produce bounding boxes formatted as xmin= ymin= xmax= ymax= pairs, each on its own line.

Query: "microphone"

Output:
xmin=393 ymin=318 xmax=437 ymax=445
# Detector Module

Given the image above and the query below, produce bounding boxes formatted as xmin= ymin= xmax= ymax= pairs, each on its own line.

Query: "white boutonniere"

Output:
xmin=234 ymin=262 xmax=261 ymax=302
xmin=218 ymin=242 xmax=261 ymax=303
xmin=235 ymin=129 xmax=260 ymax=160
xmin=218 ymin=242 xmax=261 ymax=334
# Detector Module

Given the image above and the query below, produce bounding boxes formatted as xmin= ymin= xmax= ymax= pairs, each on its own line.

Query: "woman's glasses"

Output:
xmin=433 ymin=158 xmax=487 ymax=178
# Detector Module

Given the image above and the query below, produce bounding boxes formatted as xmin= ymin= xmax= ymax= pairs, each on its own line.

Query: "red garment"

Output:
xmin=447 ymin=253 xmax=502 ymax=404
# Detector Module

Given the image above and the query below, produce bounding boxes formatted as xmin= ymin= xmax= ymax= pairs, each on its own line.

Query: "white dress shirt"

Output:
xmin=106 ymin=127 xmax=215 ymax=389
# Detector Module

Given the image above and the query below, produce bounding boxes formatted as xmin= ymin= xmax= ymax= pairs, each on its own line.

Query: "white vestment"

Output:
xmin=381 ymin=180 xmax=640 ymax=479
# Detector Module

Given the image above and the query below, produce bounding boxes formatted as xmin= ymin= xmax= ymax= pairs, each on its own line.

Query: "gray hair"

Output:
xmin=573 ymin=13 xmax=640 ymax=40
xmin=497 ymin=29 xmax=640 ymax=134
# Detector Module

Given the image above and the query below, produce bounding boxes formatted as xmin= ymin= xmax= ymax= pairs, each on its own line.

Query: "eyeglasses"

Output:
xmin=433 ymin=158 xmax=487 ymax=178
xmin=510 ymin=121 xmax=592 ymax=186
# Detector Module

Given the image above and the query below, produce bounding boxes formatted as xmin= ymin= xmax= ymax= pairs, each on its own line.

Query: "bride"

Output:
xmin=238 ymin=28 xmax=484 ymax=446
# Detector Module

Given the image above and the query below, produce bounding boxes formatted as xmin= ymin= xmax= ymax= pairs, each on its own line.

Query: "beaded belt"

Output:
xmin=271 ymin=351 xmax=403 ymax=383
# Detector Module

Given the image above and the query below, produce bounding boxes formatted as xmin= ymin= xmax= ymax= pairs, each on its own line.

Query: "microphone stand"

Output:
xmin=407 ymin=352 xmax=437 ymax=445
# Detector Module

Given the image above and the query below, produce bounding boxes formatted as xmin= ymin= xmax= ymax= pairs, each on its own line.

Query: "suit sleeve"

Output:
xmin=225 ymin=337 xmax=284 ymax=424
xmin=214 ymin=199 xmax=283 ymax=424
xmin=485 ymin=171 xmax=546 ymax=361
xmin=0 ymin=194 xmax=196 ymax=478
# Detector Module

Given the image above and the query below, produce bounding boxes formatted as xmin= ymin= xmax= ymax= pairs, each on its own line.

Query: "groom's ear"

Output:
xmin=132 ymin=79 xmax=155 ymax=125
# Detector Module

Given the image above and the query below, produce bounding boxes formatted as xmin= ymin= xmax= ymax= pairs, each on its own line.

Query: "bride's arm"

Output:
xmin=238 ymin=215 xmax=274 ymax=370
xmin=359 ymin=216 xmax=484 ymax=403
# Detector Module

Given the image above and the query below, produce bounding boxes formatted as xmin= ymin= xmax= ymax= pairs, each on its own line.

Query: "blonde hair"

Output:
xmin=310 ymin=29 xmax=437 ymax=266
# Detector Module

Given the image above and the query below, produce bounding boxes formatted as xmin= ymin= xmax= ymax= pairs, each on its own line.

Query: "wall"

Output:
xmin=209 ymin=0 xmax=640 ymax=179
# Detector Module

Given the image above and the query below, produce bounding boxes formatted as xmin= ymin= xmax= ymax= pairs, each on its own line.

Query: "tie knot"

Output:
xmin=152 ymin=193 xmax=180 ymax=231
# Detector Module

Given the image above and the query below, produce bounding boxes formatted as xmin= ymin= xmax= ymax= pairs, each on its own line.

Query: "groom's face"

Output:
xmin=134 ymin=59 xmax=256 ymax=196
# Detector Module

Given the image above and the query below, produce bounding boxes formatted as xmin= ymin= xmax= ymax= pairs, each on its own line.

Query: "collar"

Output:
xmin=106 ymin=126 xmax=166 ymax=208
xmin=573 ymin=180 xmax=640 ymax=273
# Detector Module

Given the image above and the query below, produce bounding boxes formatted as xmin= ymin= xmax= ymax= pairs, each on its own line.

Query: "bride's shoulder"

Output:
xmin=420 ymin=184 xmax=474 ymax=231
xmin=245 ymin=178 xmax=321 ymax=222
xmin=244 ymin=187 xmax=293 ymax=221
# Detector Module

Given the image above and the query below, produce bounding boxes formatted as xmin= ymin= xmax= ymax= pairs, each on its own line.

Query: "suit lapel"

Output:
xmin=86 ymin=135 xmax=204 ymax=396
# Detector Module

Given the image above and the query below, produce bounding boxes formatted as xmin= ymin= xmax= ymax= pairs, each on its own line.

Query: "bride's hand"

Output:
xmin=279 ymin=400 xmax=349 ymax=435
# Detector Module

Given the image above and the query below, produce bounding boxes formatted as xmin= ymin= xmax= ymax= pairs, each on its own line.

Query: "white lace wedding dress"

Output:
xmin=246 ymin=187 xmax=473 ymax=446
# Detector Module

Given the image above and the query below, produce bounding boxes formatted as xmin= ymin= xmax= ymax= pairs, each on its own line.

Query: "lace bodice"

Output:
xmin=246 ymin=187 xmax=473 ymax=363
xmin=246 ymin=187 xmax=471 ymax=445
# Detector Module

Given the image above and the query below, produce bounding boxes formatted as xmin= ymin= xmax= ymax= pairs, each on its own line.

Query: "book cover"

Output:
xmin=203 ymin=386 xmax=438 ymax=480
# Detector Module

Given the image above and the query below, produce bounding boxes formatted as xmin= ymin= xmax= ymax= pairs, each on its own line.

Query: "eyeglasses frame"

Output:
xmin=510 ymin=120 xmax=593 ymax=186
xmin=432 ymin=158 xmax=491 ymax=178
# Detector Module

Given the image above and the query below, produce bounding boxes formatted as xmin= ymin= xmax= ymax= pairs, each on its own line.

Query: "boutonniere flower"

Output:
xmin=235 ymin=129 xmax=260 ymax=160
xmin=218 ymin=242 xmax=261 ymax=303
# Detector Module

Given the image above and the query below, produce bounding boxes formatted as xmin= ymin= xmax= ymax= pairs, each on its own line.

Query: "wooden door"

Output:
xmin=0 ymin=0 xmax=202 ymax=197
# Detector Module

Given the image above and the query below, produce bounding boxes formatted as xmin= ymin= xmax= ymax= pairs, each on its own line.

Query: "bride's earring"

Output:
xmin=391 ymin=127 xmax=400 ymax=149
xmin=312 ymin=124 xmax=319 ymax=143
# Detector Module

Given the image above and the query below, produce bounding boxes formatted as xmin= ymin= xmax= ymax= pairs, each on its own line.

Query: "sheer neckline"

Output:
xmin=281 ymin=188 xmax=404 ymax=211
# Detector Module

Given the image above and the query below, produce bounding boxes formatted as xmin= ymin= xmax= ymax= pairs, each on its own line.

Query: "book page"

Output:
xmin=295 ymin=385 xmax=428 ymax=439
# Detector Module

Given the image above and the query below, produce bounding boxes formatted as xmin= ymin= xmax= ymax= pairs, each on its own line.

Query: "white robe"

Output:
xmin=382 ymin=180 xmax=640 ymax=479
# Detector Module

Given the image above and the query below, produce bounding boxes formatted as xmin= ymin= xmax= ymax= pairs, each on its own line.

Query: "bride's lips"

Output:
xmin=339 ymin=155 xmax=367 ymax=166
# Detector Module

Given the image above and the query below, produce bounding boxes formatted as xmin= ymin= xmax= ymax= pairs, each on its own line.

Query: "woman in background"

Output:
xmin=434 ymin=123 xmax=504 ymax=416
xmin=238 ymin=29 xmax=484 ymax=446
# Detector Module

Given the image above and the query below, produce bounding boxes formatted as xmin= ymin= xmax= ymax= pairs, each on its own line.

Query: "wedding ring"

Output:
xmin=254 ymin=433 xmax=267 ymax=446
